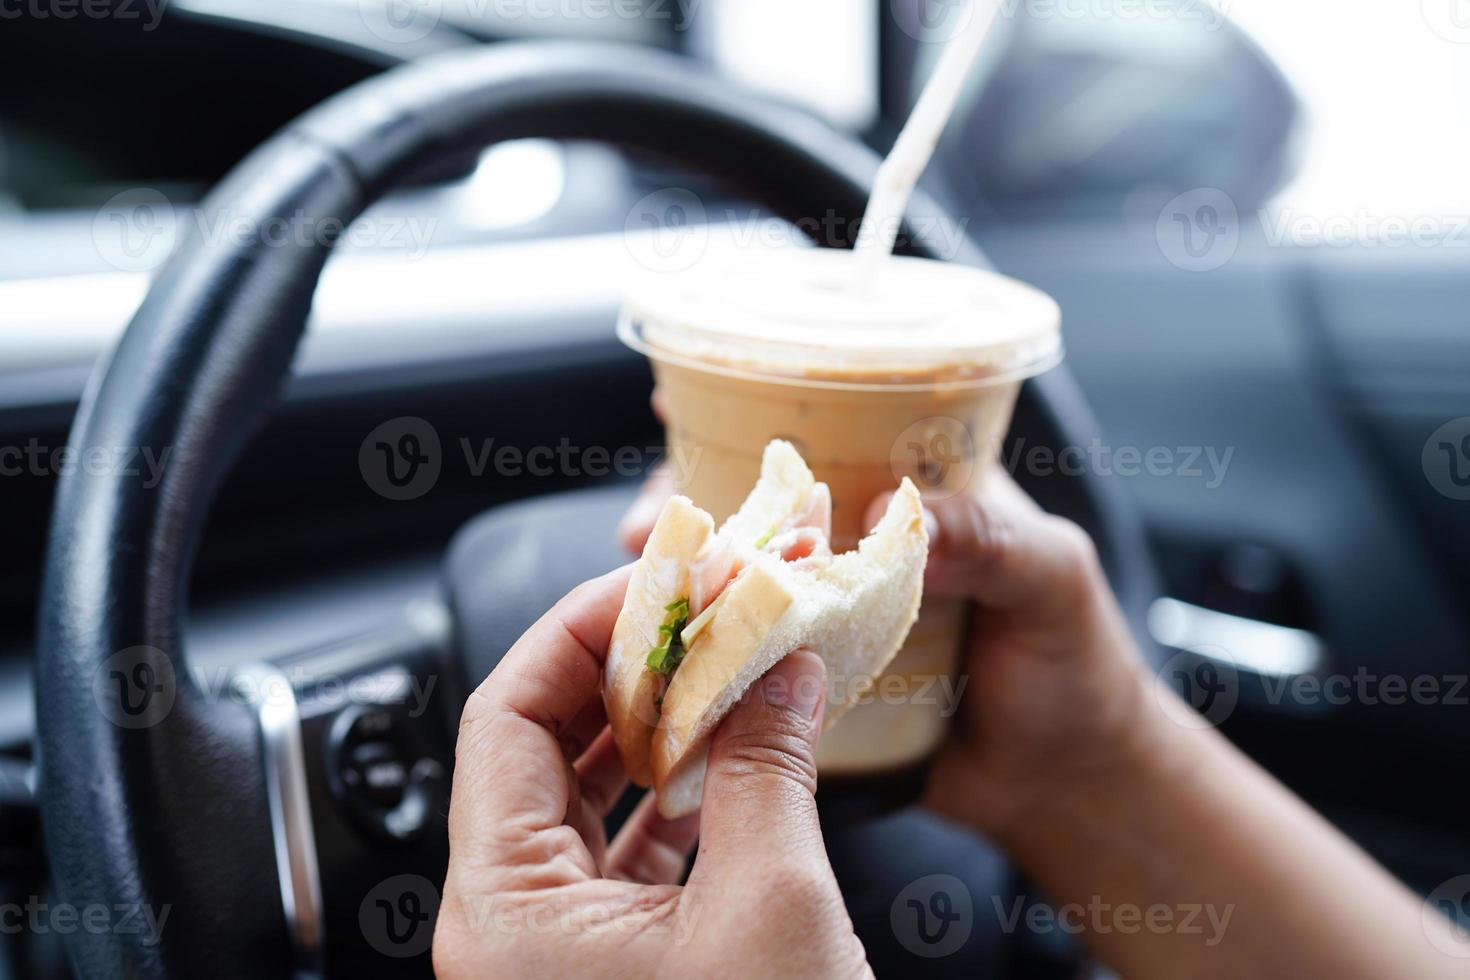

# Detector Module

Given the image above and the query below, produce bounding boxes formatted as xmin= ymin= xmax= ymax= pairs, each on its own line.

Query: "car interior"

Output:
xmin=2 ymin=1 xmax=1468 ymax=977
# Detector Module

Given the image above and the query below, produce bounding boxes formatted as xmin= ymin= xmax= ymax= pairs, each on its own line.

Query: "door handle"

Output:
xmin=1148 ymin=597 xmax=1324 ymax=679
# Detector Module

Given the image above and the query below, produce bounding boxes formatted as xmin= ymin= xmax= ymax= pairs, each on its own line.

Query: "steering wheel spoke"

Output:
xmin=231 ymin=599 xmax=457 ymax=977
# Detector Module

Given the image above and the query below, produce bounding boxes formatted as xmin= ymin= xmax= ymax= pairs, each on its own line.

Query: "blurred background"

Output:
xmin=2 ymin=0 xmax=1470 ymax=976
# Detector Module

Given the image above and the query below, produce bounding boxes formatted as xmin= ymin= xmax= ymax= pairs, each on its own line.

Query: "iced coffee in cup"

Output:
xmin=618 ymin=245 xmax=1062 ymax=776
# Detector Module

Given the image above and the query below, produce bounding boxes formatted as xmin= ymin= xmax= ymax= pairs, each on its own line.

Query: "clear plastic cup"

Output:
xmin=619 ymin=248 xmax=1062 ymax=775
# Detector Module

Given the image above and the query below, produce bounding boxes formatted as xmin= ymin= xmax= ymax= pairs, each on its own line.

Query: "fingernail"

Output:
xmin=765 ymin=649 xmax=824 ymax=720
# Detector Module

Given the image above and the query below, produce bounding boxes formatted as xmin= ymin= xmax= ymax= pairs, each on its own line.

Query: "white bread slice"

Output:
xmin=651 ymin=478 xmax=928 ymax=818
xmin=719 ymin=440 xmax=817 ymax=545
xmin=604 ymin=495 xmax=714 ymax=786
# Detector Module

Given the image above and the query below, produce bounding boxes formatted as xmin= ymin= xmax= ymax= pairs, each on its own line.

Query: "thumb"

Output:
xmin=692 ymin=650 xmax=835 ymax=885
xmin=615 ymin=462 xmax=675 ymax=555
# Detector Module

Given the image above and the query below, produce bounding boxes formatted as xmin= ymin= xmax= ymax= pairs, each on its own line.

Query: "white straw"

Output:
xmin=852 ymin=0 xmax=1003 ymax=289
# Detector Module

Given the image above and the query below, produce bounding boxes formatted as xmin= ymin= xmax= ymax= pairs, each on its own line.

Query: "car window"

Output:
xmin=1231 ymin=2 xmax=1470 ymax=219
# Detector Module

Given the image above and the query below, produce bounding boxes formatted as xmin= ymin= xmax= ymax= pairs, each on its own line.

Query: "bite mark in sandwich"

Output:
xmin=604 ymin=440 xmax=928 ymax=818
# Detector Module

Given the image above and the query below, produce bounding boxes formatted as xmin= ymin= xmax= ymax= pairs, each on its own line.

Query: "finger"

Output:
xmin=863 ymin=466 xmax=1041 ymax=535
xmin=605 ymin=793 xmax=701 ymax=886
xmin=650 ymin=386 xmax=669 ymax=425
xmin=559 ymin=692 xmax=610 ymax=763
xmin=448 ymin=566 xmax=631 ymax=862
xmin=689 ymin=651 xmax=840 ymax=901
xmin=616 ymin=463 xmax=676 ymax=555
xmin=564 ymin=753 xmax=609 ymax=871
xmin=574 ymin=726 xmax=630 ymax=818
xmin=867 ymin=471 xmax=1099 ymax=613
xmin=925 ymin=488 xmax=1100 ymax=613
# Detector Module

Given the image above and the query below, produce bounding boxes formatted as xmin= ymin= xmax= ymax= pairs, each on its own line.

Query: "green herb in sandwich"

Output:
xmin=646 ymin=597 xmax=691 ymax=675
xmin=754 ymin=523 xmax=778 ymax=549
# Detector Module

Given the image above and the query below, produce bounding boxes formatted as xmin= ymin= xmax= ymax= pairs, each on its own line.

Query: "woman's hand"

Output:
xmin=864 ymin=468 xmax=1157 ymax=842
xmin=871 ymin=472 xmax=1464 ymax=980
xmin=434 ymin=568 xmax=872 ymax=980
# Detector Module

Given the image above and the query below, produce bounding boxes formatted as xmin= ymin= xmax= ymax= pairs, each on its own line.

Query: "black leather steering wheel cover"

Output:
xmin=37 ymin=40 xmax=1159 ymax=979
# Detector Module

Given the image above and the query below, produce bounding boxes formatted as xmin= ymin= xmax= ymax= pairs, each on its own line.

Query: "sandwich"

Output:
xmin=604 ymin=439 xmax=929 ymax=818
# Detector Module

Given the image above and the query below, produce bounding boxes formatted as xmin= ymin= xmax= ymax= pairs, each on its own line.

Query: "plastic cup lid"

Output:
xmin=618 ymin=248 xmax=1063 ymax=391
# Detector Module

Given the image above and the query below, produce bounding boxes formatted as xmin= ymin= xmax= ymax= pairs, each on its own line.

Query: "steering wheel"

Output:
xmin=36 ymin=41 xmax=1160 ymax=978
